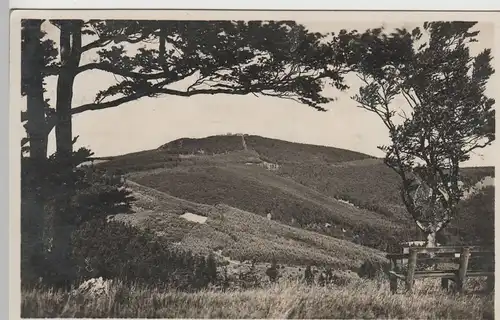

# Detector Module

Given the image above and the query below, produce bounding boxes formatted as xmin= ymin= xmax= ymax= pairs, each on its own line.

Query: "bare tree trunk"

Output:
xmin=426 ymin=231 xmax=438 ymax=248
xmin=55 ymin=21 xmax=81 ymax=162
xmin=48 ymin=20 xmax=83 ymax=287
xmin=424 ymin=229 xmax=440 ymax=271
xmin=21 ymin=19 xmax=50 ymax=285
xmin=23 ymin=19 xmax=48 ymax=160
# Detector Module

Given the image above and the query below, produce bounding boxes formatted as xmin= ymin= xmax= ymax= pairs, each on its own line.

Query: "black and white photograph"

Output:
xmin=11 ymin=10 xmax=497 ymax=319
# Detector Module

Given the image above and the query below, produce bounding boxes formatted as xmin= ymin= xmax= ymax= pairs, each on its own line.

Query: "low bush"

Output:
xmin=71 ymin=219 xmax=220 ymax=290
xmin=21 ymin=147 xmax=135 ymax=288
xmin=357 ymin=259 xmax=389 ymax=280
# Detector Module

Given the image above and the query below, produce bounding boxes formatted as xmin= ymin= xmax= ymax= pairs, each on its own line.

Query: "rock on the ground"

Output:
xmin=72 ymin=277 xmax=111 ymax=297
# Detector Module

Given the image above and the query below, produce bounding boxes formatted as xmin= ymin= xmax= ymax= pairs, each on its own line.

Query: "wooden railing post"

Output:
xmin=386 ymin=246 xmax=492 ymax=295
xmin=486 ymin=275 xmax=494 ymax=293
xmin=456 ymin=247 xmax=471 ymax=293
xmin=405 ymin=248 xmax=418 ymax=292
xmin=389 ymin=258 xmax=398 ymax=294
xmin=441 ymin=278 xmax=449 ymax=291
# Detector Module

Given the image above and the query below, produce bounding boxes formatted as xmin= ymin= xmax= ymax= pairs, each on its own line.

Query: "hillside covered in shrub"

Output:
xmin=96 ymin=134 xmax=494 ymax=251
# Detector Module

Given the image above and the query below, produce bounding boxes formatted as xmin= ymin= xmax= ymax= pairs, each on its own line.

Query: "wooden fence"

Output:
xmin=386 ymin=246 xmax=494 ymax=294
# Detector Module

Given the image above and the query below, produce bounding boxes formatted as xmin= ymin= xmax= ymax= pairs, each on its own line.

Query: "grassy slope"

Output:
xmin=100 ymin=136 xmax=405 ymax=247
xmin=114 ymin=180 xmax=386 ymax=270
xmin=158 ymin=134 xmax=375 ymax=164
xmin=279 ymin=160 xmax=407 ymax=218
xmin=99 ymin=134 xmax=494 ymax=249
xmin=279 ymin=161 xmax=494 ymax=220
xmin=129 ymin=162 xmax=399 ymax=231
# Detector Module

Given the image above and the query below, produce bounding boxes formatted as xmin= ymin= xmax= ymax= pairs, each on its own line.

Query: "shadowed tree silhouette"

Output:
xmin=351 ymin=22 xmax=495 ymax=247
xmin=21 ymin=19 xmax=361 ymax=161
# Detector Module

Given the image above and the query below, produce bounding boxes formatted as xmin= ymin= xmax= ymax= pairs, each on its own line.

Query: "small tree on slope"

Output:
xmin=351 ymin=22 xmax=495 ymax=247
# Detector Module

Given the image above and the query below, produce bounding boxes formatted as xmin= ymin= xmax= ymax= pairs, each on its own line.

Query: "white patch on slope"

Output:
xmin=337 ymin=199 xmax=360 ymax=209
xmin=179 ymin=212 xmax=208 ymax=224
xmin=259 ymin=161 xmax=280 ymax=171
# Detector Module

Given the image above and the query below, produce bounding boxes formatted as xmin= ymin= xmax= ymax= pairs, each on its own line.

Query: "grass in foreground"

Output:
xmin=21 ymin=278 xmax=493 ymax=319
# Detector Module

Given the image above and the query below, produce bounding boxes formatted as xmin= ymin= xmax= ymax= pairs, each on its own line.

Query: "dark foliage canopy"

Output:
xmin=21 ymin=19 xmax=361 ymax=151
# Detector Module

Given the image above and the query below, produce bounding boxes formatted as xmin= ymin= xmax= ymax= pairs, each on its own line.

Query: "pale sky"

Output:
xmin=27 ymin=19 xmax=497 ymax=167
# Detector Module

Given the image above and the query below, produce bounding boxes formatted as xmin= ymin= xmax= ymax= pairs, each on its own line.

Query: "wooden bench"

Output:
xmin=386 ymin=246 xmax=494 ymax=294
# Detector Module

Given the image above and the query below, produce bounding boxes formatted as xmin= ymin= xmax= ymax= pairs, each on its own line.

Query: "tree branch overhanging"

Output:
xmin=77 ymin=63 xmax=167 ymax=79
xmin=81 ymin=32 xmax=151 ymax=52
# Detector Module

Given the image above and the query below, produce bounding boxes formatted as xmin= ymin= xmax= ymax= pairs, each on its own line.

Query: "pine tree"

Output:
xmin=21 ymin=145 xmax=135 ymax=287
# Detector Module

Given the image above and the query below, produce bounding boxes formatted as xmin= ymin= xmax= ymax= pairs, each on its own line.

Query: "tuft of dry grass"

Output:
xmin=21 ymin=278 xmax=493 ymax=319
